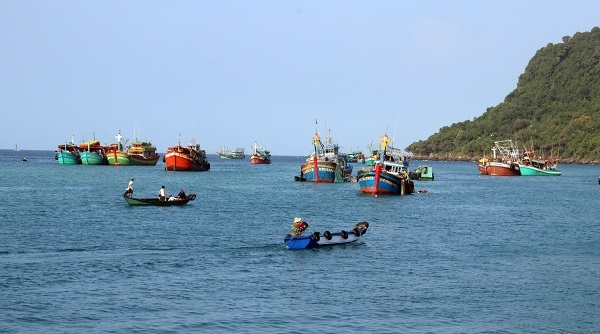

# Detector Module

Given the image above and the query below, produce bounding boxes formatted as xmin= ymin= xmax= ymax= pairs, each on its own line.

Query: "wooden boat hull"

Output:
xmin=80 ymin=151 xmax=108 ymax=165
xmin=164 ymin=150 xmax=210 ymax=171
xmin=250 ymin=155 xmax=271 ymax=164
xmin=56 ymin=151 xmax=81 ymax=164
xmin=409 ymin=165 xmax=434 ymax=181
xmin=284 ymin=222 xmax=369 ymax=249
xmin=123 ymin=194 xmax=196 ymax=205
xmin=357 ymin=169 xmax=414 ymax=195
xmin=519 ymin=165 xmax=561 ymax=176
xmin=300 ymin=160 xmax=337 ymax=182
xmin=107 ymin=151 xmax=160 ymax=166
xmin=477 ymin=161 xmax=520 ymax=176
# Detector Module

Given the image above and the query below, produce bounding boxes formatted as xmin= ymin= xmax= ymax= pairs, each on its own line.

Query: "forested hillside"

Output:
xmin=406 ymin=26 xmax=600 ymax=162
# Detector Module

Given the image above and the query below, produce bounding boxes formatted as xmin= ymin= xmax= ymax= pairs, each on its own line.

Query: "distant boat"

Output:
xmin=356 ymin=133 xmax=414 ymax=195
xmin=15 ymin=145 xmax=20 ymax=152
xmin=21 ymin=155 xmax=27 ymax=162
xmin=106 ymin=130 xmax=160 ymax=166
xmin=477 ymin=140 xmax=521 ymax=176
xmin=347 ymin=149 xmax=364 ymax=163
xmin=218 ymin=145 xmax=245 ymax=159
xmin=519 ymin=150 xmax=561 ymax=176
xmin=249 ymin=141 xmax=271 ymax=164
xmin=409 ymin=165 xmax=434 ymax=181
xmin=164 ymin=137 xmax=211 ymax=171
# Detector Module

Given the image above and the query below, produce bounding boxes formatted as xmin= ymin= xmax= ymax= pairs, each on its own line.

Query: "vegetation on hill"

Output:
xmin=406 ymin=26 xmax=600 ymax=162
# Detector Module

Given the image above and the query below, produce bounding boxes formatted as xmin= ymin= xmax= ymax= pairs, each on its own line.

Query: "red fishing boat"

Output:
xmin=164 ymin=137 xmax=210 ymax=171
xmin=249 ymin=141 xmax=271 ymax=164
xmin=477 ymin=140 xmax=521 ymax=176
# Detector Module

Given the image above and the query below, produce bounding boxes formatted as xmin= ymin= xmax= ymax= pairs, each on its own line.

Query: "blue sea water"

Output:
xmin=1 ymin=149 xmax=599 ymax=333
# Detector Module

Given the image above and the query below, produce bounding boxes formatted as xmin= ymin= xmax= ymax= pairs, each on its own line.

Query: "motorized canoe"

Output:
xmin=284 ymin=222 xmax=369 ymax=249
xmin=123 ymin=194 xmax=197 ymax=206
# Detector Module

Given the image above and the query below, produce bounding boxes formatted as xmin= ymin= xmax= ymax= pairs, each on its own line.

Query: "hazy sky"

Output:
xmin=1 ymin=1 xmax=598 ymax=156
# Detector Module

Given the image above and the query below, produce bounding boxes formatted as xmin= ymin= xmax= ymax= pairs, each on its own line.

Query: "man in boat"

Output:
xmin=291 ymin=217 xmax=310 ymax=236
xmin=123 ymin=178 xmax=134 ymax=198
xmin=177 ymin=189 xmax=186 ymax=199
xmin=158 ymin=185 xmax=166 ymax=201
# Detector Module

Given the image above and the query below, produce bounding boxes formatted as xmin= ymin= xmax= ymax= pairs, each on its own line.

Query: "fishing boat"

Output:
xmin=21 ymin=156 xmax=27 ymax=162
xmin=347 ymin=149 xmax=364 ymax=163
xmin=518 ymin=151 xmax=561 ymax=176
xmin=164 ymin=137 xmax=211 ymax=171
xmin=217 ymin=145 xmax=231 ymax=159
xmin=218 ymin=146 xmax=245 ymax=159
xmin=409 ymin=165 xmax=434 ymax=181
xmin=230 ymin=148 xmax=245 ymax=159
xmin=125 ymin=140 xmax=160 ymax=165
xmin=298 ymin=129 xmax=352 ymax=183
xmin=356 ymin=134 xmax=414 ymax=195
xmin=79 ymin=139 xmax=108 ymax=165
xmin=477 ymin=140 xmax=521 ymax=176
xmin=284 ymin=221 xmax=369 ymax=250
xmin=106 ymin=131 xmax=160 ymax=166
xmin=249 ymin=141 xmax=271 ymax=164
xmin=15 ymin=144 xmax=20 ymax=152
xmin=55 ymin=135 xmax=81 ymax=164
xmin=123 ymin=193 xmax=197 ymax=206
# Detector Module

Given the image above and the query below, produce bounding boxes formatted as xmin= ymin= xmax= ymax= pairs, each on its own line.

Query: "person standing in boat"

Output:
xmin=291 ymin=217 xmax=310 ymax=236
xmin=124 ymin=178 xmax=134 ymax=198
xmin=158 ymin=185 xmax=166 ymax=201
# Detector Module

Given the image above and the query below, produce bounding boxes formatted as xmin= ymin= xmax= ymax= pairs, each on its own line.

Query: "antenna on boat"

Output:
xmin=393 ymin=114 xmax=399 ymax=143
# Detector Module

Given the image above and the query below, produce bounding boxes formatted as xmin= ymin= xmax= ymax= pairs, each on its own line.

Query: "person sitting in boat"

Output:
xmin=291 ymin=217 xmax=310 ymax=236
xmin=123 ymin=178 xmax=134 ymax=198
xmin=158 ymin=185 xmax=166 ymax=201
xmin=168 ymin=194 xmax=176 ymax=201
xmin=177 ymin=189 xmax=186 ymax=199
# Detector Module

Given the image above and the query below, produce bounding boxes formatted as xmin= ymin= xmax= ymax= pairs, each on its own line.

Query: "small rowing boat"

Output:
xmin=284 ymin=221 xmax=369 ymax=249
xmin=123 ymin=194 xmax=197 ymax=206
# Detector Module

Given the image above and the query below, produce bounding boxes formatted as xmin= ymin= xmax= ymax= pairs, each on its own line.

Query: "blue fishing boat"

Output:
xmin=357 ymin=134 xmax=414 ymax=195
xmin=284 ymin=222 xmax=369 ymax=249
xmin=298 ymin=129 xmax=352 ymax=183
xmin=79 ymin=140 xmax=108 ymax=165
xmin=55 ymin=136 xmax=82 ymax=164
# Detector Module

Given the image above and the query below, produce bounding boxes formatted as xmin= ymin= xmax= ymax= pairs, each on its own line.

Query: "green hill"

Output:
xmin=406 ymin=26 xmax=600 ymax=163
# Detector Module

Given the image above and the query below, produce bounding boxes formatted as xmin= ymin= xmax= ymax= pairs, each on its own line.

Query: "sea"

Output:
xmin=1 ymin=149 xmax=599 ymax=334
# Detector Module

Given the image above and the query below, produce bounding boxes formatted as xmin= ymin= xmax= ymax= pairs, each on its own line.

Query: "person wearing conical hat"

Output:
xmin=291 ymin=217 xmax=310 ymax=236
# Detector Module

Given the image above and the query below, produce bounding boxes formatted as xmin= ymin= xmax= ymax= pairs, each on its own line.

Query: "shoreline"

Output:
xmin=408 ymin=154 xmax=600 ymax=165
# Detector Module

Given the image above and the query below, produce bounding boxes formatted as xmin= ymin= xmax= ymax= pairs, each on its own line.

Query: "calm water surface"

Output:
xmin=1 ymin=149 xmax=599 ymax=333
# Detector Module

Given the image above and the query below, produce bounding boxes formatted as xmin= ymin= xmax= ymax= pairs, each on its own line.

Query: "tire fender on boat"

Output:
xmin=311 ymin=231 xmax=320 ymax=242
xmin=354 ymin=221 xmax=369 ymax=235
xmin=324 ymin=230 xmax=332 ymax=240
xmin=340 ymin=230 xmax=348 ymax=239
xmin=353 ymin=228 xmax=361 ymax=237
xmin=188 ymin=194 xmax=196 ymax=201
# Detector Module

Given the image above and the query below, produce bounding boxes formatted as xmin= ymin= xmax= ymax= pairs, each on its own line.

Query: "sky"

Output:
xmin=1 ymin=1 xmax=598 ymax=156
